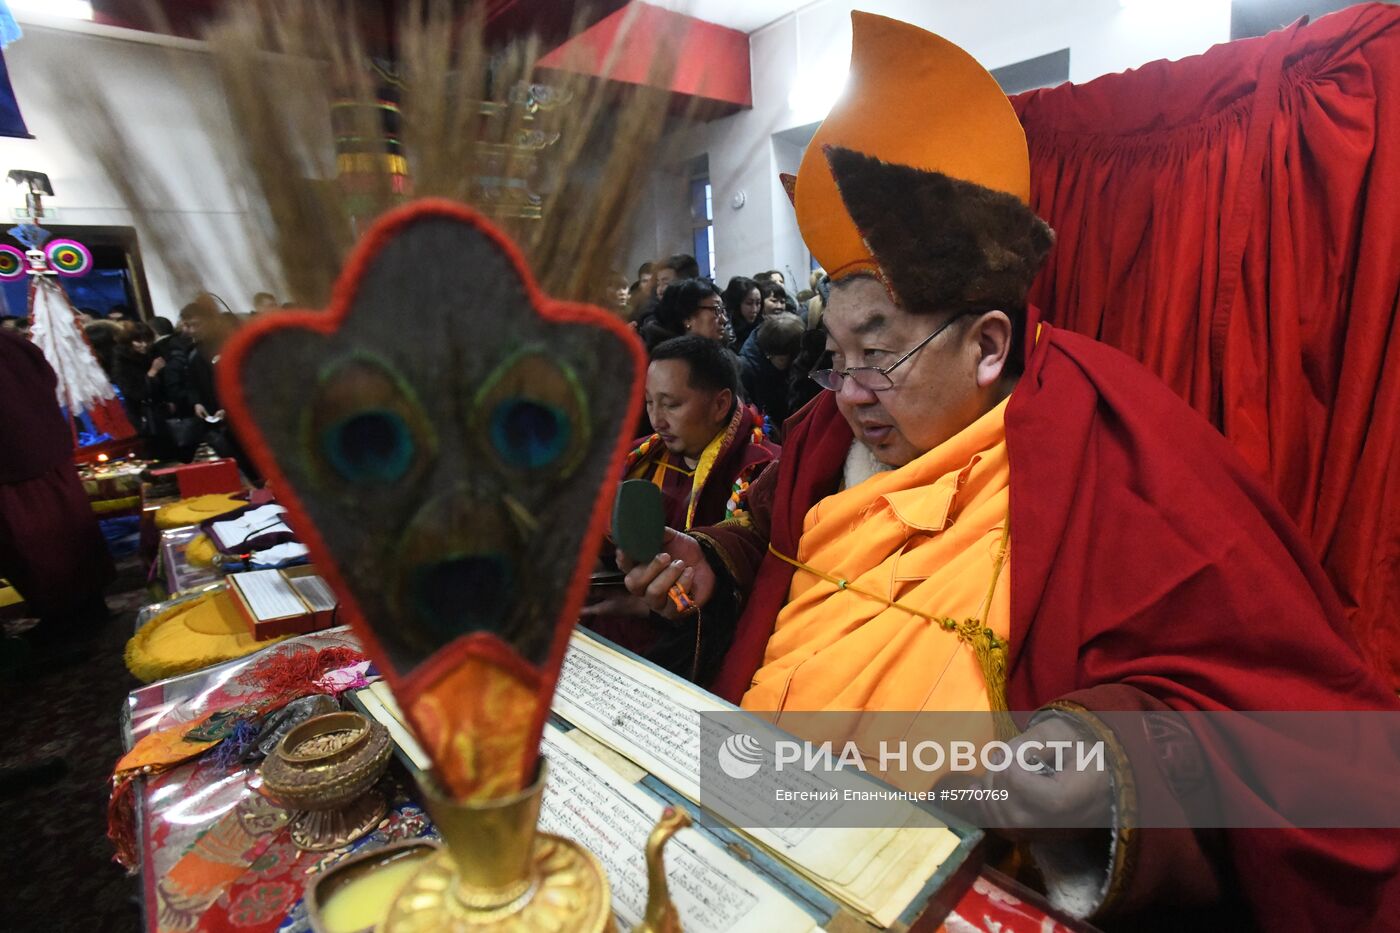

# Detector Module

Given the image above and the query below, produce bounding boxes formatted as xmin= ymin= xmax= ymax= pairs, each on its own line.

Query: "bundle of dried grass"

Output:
xmin=55 ymin=0 xmax=678 ymax=311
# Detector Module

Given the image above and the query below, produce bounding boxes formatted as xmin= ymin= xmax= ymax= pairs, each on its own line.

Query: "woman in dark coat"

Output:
xmin=637 ymin=278 xmax=727 ymax=352
xmin=721 ymin=276 xmax=763 ymax=351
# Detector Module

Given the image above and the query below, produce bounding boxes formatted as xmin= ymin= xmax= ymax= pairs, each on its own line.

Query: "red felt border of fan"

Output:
xmin=216 ymin=198 xmax=647 ymax=792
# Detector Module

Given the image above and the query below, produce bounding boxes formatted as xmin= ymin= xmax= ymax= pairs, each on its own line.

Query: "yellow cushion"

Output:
xmin=92 ymin=495 xmax=142 ymax=514
xmin=184 ymin=534 xmax=220 ymax=569
xmin=124 ymin=591 xmax=289 ymax=683
xmin=154 ymin=494 xmax=247 ymax=530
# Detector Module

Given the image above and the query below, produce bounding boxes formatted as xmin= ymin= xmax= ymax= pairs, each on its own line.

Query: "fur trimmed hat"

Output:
xmin=825 ymin=145 xmax=1054 ymax=312
xmin=789 ymin=12 xmax=1054 ymax=311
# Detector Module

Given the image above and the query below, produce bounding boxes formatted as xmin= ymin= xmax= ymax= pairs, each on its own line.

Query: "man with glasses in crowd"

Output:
xmin=618 ymin=12 xmax=1400 ymax=930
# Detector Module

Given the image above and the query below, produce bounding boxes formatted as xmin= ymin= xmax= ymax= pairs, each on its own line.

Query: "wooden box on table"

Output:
xmin=227 ymin=566 xmax=338 ymax=640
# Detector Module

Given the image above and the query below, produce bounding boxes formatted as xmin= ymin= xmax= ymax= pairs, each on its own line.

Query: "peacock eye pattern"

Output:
xmin=473 ymin=349 xmax=590 ymax=478
xmin=321 ymin=409 xmax=415 ymax=483
xmin=490 ymin=398 xmax=569 ymax=470
xmin=307 ymin=356 xmax=436 ymax=489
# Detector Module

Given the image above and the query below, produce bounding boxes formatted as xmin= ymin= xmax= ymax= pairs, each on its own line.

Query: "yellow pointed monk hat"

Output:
xmin=795 ymin=12 xmax=1032 ymax=281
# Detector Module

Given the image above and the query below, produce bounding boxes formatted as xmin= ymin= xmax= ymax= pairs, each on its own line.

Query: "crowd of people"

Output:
xmin=622 ymin=253 xmax=829 ymax=440
xmin=8 ymin=260 xmax=815 ymax=471
xmin=12 ymin=262 xmax=827 ymax=464
xmin=2 ymin=290 xmax=279 ymax=476
xmin=574 ymin=254 xmax=839 ymax=680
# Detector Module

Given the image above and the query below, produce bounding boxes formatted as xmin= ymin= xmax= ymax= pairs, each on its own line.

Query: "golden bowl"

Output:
xmin=259 ymin=710 xmax=394 ymax=851
xmin=261 ymin=711 xmax=392 ymax=812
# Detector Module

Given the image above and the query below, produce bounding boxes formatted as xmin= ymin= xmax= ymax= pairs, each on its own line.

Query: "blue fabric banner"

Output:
xmin=0 ymin=47 xmax=30 ymax=139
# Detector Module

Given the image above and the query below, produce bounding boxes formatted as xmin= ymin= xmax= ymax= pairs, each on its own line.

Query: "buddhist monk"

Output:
xmin=0 ymin=329 xmax=112 ymax=653
xmin=583 ymin=335 xmax=777 ymax=682
xmin=619 ymin=13 xmax=1400 ymax=931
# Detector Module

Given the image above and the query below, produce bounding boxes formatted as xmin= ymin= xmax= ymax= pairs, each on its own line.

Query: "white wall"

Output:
xmin=622 ymin=130 xmax=701 ymax=278
xmin=640 ymin=0 xmax=1233 ymax=286
xmin=0 ymin=14 xmax=264 ymax=320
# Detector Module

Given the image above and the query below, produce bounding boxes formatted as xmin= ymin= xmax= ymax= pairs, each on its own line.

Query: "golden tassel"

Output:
xmin=975 ymin=518 xmax=1017 ymax=739
xmin=957 ymin=618 xmax=1017 ymax=741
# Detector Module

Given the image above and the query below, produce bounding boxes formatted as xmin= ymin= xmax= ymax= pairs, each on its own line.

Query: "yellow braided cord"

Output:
xmin=766 ymin=541 xmax=1014 ymax=735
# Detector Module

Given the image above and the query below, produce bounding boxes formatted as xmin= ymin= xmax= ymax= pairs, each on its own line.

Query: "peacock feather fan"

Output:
xmin=219 ymin=200 xmax=644 ymax=800
xmin=52 ymin=0 xmax=679 ymax=801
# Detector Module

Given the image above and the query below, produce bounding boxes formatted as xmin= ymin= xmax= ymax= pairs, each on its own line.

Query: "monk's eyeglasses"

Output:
xmin=809 ymin=309 xmax=981 ymax=393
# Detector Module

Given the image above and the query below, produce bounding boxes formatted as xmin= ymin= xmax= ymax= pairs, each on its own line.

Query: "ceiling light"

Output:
xmin=788 ymin=69 xmax=848 ymax=122
xmin=9 ymin=0 xmax=94 ymax=21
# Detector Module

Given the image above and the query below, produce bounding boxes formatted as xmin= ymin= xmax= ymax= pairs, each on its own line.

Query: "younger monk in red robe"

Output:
xmin=620 ymin=13 xmax=1400 ymax=931
xmin=583 ymin=335 xmax=777 ymax=681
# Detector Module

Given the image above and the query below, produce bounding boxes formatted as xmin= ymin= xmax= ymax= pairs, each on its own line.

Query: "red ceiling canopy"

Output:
xmin=85 ymin=0 xmax=750 ymax=115
xmin=538 ymin=2 xmax=752 ymax=111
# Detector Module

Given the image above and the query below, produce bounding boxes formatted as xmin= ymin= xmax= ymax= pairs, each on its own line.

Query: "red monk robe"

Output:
xmin=585 ymin=401 xmax=777 ymax=681
xmin=699 ymin=310 xmax=1400 ymax=930
xmin=628 ymin=402 xmax=776 ymax=534
xmin=0 ymin=330 xmax=113 ymax=630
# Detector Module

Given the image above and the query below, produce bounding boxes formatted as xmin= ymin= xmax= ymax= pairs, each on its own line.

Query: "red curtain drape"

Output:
xmin=1012 ymin=3 xmax=1400 ymax=688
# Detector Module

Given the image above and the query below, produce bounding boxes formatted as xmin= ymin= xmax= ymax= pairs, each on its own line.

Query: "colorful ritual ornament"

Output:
xmin=11 ymin=223 xmax=134 ymax=441
xmin=44 ymin=237 xmax=93 ymax=277
xmin=332 ymin=58 xmax=411 ymax=224
xmin=0 ymin=243 xmax=24 ymax=280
